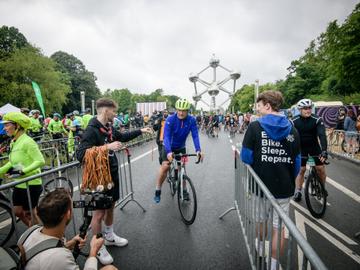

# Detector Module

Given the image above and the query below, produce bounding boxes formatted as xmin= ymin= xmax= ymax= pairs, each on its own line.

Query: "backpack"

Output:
xmin=0 ymin=225 xmax=63 ymax=270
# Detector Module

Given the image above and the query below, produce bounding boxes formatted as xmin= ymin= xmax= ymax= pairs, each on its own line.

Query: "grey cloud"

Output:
xmin=0 ymin=0 xmax=358 ymax=108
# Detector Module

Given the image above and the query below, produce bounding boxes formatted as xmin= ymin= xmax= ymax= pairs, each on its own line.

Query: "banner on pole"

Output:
xmin=31 ymin=81 xmax=46 ymax=116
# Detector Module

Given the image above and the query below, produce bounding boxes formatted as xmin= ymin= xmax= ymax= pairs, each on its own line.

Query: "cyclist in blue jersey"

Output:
xmin=153 ymin=98 xmax=204 ymax=203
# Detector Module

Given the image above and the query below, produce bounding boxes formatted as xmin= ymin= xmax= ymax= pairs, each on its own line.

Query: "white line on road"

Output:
xmin=291 ymin=201 xmax=358 ymax=245
xmin=326 ymin=176 xmax=360 ymax=204
xmin=295 ymin=209 xmax=360 ymax=265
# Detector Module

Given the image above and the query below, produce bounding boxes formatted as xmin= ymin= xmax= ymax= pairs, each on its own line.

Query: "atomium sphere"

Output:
xmin=209 ymin=57 xmax=220 ymax=68
xmin=230 ymin=71 xmax=241 ymax=80
xmin=189 ymin=73 xmax=199 ymax=83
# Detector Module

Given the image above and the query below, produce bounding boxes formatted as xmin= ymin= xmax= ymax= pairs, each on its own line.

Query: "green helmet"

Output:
xmin=175 ymin=99 xmax=191 ymax=111
xmin=1 ymin=112 xmax=31 ymax=130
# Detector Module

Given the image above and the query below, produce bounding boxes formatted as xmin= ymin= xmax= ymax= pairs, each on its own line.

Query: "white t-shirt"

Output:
xmin=23 ymin=227 xmax=97 ymax=270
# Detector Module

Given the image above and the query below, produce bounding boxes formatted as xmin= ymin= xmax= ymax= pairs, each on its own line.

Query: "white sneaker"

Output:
xmin=105 ymin=233 xmax=129 ymax=247
xmin=97 ymin=245 xmax=114 ymax=265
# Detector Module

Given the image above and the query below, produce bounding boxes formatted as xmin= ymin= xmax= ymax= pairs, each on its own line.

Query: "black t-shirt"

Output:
xmin=242 ymin=121 xmax=300 ymax=198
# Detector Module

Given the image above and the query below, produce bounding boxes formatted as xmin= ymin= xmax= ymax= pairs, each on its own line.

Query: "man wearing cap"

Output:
xmin=29 ymin=110 xmax=43 ymax=141
xmin=0 ymin=112 xmax=45 ymax=226
xmin=48 ymin=113 xmax=67 ymax=139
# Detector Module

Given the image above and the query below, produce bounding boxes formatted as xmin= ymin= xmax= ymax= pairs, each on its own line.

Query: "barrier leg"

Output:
xmin=219 ymin=205 xmax=236 ymax=219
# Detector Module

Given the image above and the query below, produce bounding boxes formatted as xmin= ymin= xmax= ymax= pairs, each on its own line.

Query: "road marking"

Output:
xmin=295 ymin=209 xmax=360 ymax=265
xmin=291 ymin=201 xmax=358 ymax=245
xmin=230 ymin=139 xmax=233 ymax=144
xmin=326 ymin=176 xmax=360 ymax=204
xmin=73 ymin=148 xmax=157 ymax=192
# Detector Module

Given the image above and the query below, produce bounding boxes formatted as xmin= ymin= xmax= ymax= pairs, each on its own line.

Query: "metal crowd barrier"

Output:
xmin=0 ymin=146 xmax=145 ymax=247
xmin=326 ymin=129 xmax=360 ymax=161
xmin=219 ymin=150 xmax=327 ymax=270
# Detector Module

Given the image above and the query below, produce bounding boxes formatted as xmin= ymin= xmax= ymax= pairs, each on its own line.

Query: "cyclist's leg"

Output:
xmin=294 ymin=155 xmax=307 ymax=201
xmin=315 ymin=164 xmax=326 ymax=184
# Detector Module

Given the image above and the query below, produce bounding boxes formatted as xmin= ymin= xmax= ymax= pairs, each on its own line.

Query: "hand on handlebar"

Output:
xmin=67 ymin=234 xmax=87 ymax=250
xmin=167 ymin=152 xmax=174 ymax=163
xmin=197 ymin=151 xmax=204 ymax=163
xmin=319 ymin=151 xmax=328 ymax=163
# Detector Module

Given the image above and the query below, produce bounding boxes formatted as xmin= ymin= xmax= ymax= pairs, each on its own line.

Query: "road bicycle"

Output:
xmin=303 ymin=155 xmax=329 ymax=218
xmin=166 ymin=153 xmax=201 ymax=225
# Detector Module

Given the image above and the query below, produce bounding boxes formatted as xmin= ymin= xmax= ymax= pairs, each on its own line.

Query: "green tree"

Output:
xmin=0 ymin=46 xmax=70 ymax=112
xmin=51 ymin=51 xmax=101 ymax=113
xmin=0 ymin=26 xmax=28 ymax=59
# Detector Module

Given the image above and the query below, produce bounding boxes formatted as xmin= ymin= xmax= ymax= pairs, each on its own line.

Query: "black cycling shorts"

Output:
xmin=160 ymin=146 xmax=186 ymax=164
xmin=12 ymin=185 xmax=43 ymax=210
xmin=301 ymin=148 xmax=323 ymax=166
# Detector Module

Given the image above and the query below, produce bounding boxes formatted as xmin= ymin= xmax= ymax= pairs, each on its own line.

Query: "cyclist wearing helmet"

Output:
xmin=0 ymin=112 xmax=45 ymax=226
xmin=153 ymin=98 xmax=204 ymax=203
xmin=48 ymin=113 xmax=67 ymax=139
xmin=28 ymin=110 xmax=43 ymax=141
xmin=292 ymin=99 xmax=328 ymax=202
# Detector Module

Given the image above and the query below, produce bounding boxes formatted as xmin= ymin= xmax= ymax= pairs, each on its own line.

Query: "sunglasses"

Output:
xmin=302 ymin=107 xmax=312 ymax=110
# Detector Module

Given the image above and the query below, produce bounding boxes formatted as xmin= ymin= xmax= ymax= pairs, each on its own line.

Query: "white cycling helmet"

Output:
xmin=297 ymin=99 xmax=313 ymax=109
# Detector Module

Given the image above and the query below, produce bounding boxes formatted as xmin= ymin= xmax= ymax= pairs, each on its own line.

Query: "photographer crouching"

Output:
xmin=21 ymin=189 xmax=117 ymax=270
xmin=76 ymin=98 xmax=152 ymax=265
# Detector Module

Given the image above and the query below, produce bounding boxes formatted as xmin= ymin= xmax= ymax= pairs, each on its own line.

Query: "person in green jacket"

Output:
xmin=0 ymin=112 xmax=45 ymax=227
xmin=82 ymin=108 xmax=93 ymax=129
xmin=28 ymin=109 xmax=43 ymax=141
xmin=47 ymin=113 xmax=67 ymax=139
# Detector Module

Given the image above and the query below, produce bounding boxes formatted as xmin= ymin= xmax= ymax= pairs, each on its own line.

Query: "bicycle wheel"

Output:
xmin=43 ymin=177 xmax=74 ymax=198
xmin=177 ymin=175 xmax=197 ymax=225
xmin=304 ymin=171 xmax=326 ymax=218
xmin=0 ymin=201 xmax=15 ymax=246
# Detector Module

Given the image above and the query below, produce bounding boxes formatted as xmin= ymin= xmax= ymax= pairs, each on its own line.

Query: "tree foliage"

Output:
xmin=0 ymin=46 xmax=70 ymax=113
xmin=230 ymin=3 xmax=360 ymax=110
xmin=51 ymin=51 xmax=101 ymax=113
xmin=0 ymin=25 xmax=28 ymax=59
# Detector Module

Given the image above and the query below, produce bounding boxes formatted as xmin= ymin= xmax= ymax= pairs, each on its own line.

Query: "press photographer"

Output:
xmin=20 ymin=189 xmax=117 ymax=270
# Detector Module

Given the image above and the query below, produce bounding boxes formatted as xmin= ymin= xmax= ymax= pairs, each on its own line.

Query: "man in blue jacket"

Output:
xmin=154 ymin=99 xmax=204 ymax=203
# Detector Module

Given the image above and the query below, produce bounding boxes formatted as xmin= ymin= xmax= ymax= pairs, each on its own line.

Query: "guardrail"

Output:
xmin=0 ymin=146 xmax=146 ymax=247
xmin=326 ymin=129 xmax=360 ymax=162
xmin=220 ymin=150 xmax=327 ymax=270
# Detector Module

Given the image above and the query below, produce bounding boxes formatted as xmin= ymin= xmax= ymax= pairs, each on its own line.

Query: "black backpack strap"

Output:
xmin=17 ymin=225 xmax=42 ymax=245
xmin=24 ymin=238 xmax=63 ymax=264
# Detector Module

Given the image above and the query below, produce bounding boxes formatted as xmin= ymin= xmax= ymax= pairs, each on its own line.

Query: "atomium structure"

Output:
xmin=189 ymin=55 xmax=241 ymax=111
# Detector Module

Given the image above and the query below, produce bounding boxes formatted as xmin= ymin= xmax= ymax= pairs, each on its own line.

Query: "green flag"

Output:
xmin=31 ymin=81 xmax=46 ymax=116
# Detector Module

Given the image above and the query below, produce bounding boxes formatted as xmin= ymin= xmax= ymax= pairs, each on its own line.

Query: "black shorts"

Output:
xmin=301 ymin=148 xmax=323 ymax=166
xmin=107 ymin=171 xmax=120 ymax=202
xmin=160 ymin=146 xmax=186 ymax=164
xmin=213 ymin=123 xmax=219 ymax=128
xmin=12 ymin=185 xmax=43 ymax=210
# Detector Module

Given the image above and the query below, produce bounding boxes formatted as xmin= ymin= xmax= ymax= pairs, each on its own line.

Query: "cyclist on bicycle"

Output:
xmin=154 ymin=98 xmax=204 ymax=203
xmin=292 ymin=99 xmax=328 ymax=202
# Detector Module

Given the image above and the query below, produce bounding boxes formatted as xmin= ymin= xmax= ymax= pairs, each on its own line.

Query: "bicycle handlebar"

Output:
xmin=172 ymin=153 xmax=202 ymax=164
xmin=301 ymin=155 xmax=330 ymax=165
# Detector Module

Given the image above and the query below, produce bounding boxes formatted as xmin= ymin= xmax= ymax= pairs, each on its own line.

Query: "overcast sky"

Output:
xmin=0 ymin=0 xmax=358 ymax=109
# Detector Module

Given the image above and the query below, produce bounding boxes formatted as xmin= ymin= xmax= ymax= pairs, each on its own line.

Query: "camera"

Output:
xmin=73 ymin=193 xmax=113 ymax=211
